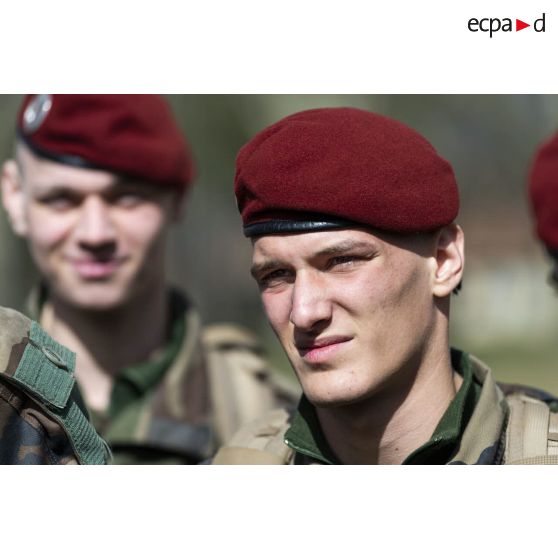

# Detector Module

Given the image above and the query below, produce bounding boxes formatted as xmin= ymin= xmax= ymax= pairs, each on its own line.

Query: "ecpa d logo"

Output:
xmin=468 ymin=13 xmax=546 ymax=37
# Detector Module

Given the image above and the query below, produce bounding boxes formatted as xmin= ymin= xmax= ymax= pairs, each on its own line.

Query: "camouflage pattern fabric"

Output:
xmin=99 ymin=293 xmax=298 ymax=464
xmin=30 ymin=288 xmax=299 ymax=464
xmin=0 ymin=306 xmax=110 ymax=464
xmin=212 ymin=350 xmax=558 ymax=465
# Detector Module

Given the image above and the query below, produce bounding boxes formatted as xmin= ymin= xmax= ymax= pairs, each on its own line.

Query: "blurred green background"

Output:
xmin=1 ymin=94 xmax=558 ymax=393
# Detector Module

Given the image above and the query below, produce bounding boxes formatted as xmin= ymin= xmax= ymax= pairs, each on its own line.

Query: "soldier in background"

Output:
xmin=0 ymin=305 xmax=110 ymax=464
xmin=214 ymin=107 xmax=558 ymax=465
xmin=528 ymin=131 xmax=558 ymax=287
xmin=1 ymin=95 xmax=296 ymax=464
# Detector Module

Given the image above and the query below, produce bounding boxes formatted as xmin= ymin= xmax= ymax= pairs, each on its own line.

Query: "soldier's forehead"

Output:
xmin=16 ymin=146 xmax=145 ymax=192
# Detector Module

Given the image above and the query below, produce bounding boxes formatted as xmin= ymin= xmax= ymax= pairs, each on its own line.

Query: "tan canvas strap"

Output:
xmin=507 ymin=455 xmax=558 ymax=465
xmin=548 ymin=412 xmax=558 ymax=456
xmin=204 ymin=323 xmax=296 ymax=444
xmin=212 ymin=408 xmax=294 ymax=465
xmin=212 ymin=447 xmax=288 ymax=465
xmin=505 ymin=394 xmax=558 ymax=464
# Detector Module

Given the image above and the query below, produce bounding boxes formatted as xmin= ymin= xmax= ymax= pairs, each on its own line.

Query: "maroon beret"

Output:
xmin=17 ymin=94 xmax=194 ymax=189
xmin=235 ymin=107 xmax=459 ymax=237
xmin=528 ymin=132 xmax=558 ymax=250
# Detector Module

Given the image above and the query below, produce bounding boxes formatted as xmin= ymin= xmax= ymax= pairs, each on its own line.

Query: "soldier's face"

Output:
xmin=251 ymin=228 xmax=455 ymax=408
xmin=2 ymin=146 xmax=178 ymax=310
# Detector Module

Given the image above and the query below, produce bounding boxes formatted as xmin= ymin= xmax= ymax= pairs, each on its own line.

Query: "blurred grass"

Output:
xmin=468 ymin=340 xmax=558 ymax=395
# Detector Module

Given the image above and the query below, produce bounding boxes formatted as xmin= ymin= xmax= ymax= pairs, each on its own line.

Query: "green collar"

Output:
xmin=108 ymin=292 xmax=187 ymax=419
xmin=284 ymin=349 xmax=482 ymax=465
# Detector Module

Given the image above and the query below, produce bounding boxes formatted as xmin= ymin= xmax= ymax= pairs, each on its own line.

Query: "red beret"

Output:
xmin=529 ymin=132 xmax=558 ymax=249
xmin=235 ymin=108 xmax=459 ymax=237
xmin=17 ymin=94 xmax=194 ymax=189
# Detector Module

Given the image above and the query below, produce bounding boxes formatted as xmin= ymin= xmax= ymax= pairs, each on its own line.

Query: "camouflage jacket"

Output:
xmin=0 ymin=306 xmax=110 ymax=464
xmin=213 ymin=349 xmax=558 ymax=465
xmin=30 ymin=288 xmax=299 ymax=464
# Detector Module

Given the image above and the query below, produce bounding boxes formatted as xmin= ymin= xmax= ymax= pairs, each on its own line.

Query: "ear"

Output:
xmin=1 ymin=159 xmax=28 ymax=236
xmin=432 ymin=224 xmax=464 ymax=297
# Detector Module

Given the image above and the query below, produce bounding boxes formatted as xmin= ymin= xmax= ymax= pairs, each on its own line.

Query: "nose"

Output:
xmin=289 ymin=270 xmax=332 ymax=331
xmin=75 ymin=196 xmax=117 ymax=250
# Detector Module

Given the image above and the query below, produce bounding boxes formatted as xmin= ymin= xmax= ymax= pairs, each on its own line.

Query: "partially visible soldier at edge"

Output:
xmin=0 ymin=305 xmax=110 ymax=464
xmin=491 ymin=130 xmax=558 ymax=407
xmin=1 ymin=94 xmax=296 ymax=464
xmin=213 ymin=107 xmax=558 ymax=465
xmin=528 ymin=130 xmax=558 ymax=289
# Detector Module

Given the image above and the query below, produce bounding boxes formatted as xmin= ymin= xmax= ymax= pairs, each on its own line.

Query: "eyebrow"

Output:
xmin=250 ymin=239 xmax=377 ymax=278
xmin=312 ymin=240 xmax=377 ymax=257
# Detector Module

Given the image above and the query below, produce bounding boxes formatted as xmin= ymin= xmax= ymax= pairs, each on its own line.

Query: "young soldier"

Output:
xmin=0 ymin=305 xmax=110 ymax=464
xmin=213 ymin=107 xmax=558 ymax=465
xmin=1 ymin=94 xmax=295 ymax=464
xmin=528 ymin=131 xmax=558 ymax=286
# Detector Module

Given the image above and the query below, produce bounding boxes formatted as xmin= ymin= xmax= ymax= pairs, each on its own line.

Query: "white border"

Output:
xmin=1 ymin=2 xmax=556 ymax=556
xmin=0 ymin=1 xmax=555 ymax=92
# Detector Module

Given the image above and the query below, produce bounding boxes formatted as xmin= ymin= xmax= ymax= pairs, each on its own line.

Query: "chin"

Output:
xmin=299 ymin=368 xmax=374 ymax=409
xmin=52 ymin=282 xmax=131 ymax=312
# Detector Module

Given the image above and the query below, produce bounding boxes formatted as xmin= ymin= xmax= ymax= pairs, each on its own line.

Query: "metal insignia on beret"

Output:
xmin=22 ymin=94 xmax=53 ymax=134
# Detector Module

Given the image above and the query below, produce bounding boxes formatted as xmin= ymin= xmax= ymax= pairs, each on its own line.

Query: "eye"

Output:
xmin=39 ymin=194 xmax=78 ymax=211
xmin=112 ymin=192 xmax=146 ymax=208
xmin=117 ymin=194 xmax=141 ymax=207
xmin=256 ymin=269 xmax=294 ymax=290
xmin=328 ymin=255 xmax=363 ymax=270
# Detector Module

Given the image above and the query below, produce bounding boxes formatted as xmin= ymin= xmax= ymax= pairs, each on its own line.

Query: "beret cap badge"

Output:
xmin=22 ymin=94 xmax=52 ymax=135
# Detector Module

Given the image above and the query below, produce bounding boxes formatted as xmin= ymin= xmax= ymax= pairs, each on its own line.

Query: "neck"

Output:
xmin=40 ymin=282 xmax=169 ymax=412
xmin=316 ymin=333 xmax=462 ymax=465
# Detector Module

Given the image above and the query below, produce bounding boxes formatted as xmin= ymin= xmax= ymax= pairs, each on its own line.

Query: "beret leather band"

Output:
xmin=17 ymin=128 xmax=100 ymax=172
xmin=243 ymin=217 xmax=361 ymax=237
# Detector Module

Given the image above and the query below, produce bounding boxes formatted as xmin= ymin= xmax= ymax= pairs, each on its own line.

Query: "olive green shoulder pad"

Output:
xmin=202 ymin=323 xmax=300 ymax=444
xmin=0 ymin=307 xmax=110 ymax=464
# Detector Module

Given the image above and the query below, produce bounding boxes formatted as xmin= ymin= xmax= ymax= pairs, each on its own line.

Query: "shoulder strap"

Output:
xmin=16 ymin=322 xmax=111 ymax=464
xmin=212 ymin=408 xmax=294 ymax=464
xmin=203 ymin=323 xmax=299 ymax=445
xmin=0 ymin=309 xmax=110 ymax=465
xmin=504 ymin=393 xmax=558 ymax=464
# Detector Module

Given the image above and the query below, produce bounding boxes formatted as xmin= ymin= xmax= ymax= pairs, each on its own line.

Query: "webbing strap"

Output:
xmin=59 ymin=398 xmax=112 ymax=465
xmin=505 ymin=394 xmax=554 ymax=465
xmin=522 ymin=398 xmax=549 ymax=458
xmin=548 ymin=412 xmax=558 ymax=441
xmin=13 ymin=321 xmax=110 ymax=465
xmin=548 ymin=413 xmax=558 ymax=456
xmin=507 ymin=455 xmax=558 ymax=465
xmin=13 ymin=322 xmax=75 ymax=409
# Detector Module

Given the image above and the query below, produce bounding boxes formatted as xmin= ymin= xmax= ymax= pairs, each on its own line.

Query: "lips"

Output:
xmin=296 ymin=335 xmax=353 ymax=363
xmin=67 ymin=257 xmax=126 ymax=280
